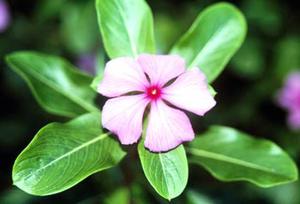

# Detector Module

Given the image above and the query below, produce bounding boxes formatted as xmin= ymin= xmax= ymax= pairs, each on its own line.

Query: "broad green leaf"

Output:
xmin=6 ymin=52 xmax=98 ymax=117
xmin=171 ymin=3 xmax=247 ymax=82
xmin=208 ymin=85 xmax=217 ymax=97
xmin=90 ymin=73 xmax=103 ymax=92
xmin=188 ymin=126 xmax=298 ymax=187
xmin=138 ymin=144 xmax=188 ymax=200
xmin=96 ymin=0 xmax=155 ymax=58
xmin=13 ymin=112 xmax=126 ymax=196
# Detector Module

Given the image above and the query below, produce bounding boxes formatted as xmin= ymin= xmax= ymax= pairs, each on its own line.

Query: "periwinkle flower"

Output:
xmin=97 ymin=54 xmax=216 ymax=152
xmin=278 ymin=72 xmax=300 ymax=130
xmin=0 ymin=0 xmax=10 ymax=33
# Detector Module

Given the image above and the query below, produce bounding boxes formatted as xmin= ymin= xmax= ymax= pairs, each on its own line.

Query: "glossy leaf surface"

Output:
xmin=13 ymin=112 xmax=126 ymax=195
xmin=188 ymin=126 xmax=298 ymax=187
xmin=171 ymin=3 xmax=247 ymax=82
xmin=96 ymin=0 xmax=155 ymax=58
xmin=138 ymin=144 xmax=188 ymax=200
xmin=6 ymin=52 xmax=98 ymax=117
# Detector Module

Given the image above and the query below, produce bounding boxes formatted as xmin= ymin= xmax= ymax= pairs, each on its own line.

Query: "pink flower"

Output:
xmin=277 ymin=72 xmax=300 ymax=130
xmin=97 ymin=54 xmax=216 ymax=152
xmin=0 ymin=0 xmax=10 ymax=33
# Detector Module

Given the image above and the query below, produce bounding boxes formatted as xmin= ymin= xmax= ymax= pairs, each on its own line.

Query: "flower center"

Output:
xmin=146 ymin=85 xmax=162 ymax=100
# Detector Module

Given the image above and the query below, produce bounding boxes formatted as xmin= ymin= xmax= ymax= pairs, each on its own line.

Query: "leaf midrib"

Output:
xmin=187 ymin=147 xmax=288 ymax=177
xmin=113 ymin=0 xmax=137 ymax=57
xmin=15 ymin=133 xmax=108 ymax=183
xmin=11 ymin=59 xmax=97 ymax=113
xmin=158 ymin=154 xmax=170 ymax=198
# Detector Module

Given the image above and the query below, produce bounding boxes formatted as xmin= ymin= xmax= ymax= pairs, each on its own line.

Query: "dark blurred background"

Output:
xmin=0 ymin=0 xmax=300 ymax=203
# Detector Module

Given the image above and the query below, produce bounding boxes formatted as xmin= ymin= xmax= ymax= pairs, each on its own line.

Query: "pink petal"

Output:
xmin=277 ymin=72 xmax=300 ymax=111
xmin=137 ymin=54 xmax=185 ymax=86
xmin=98 ymin=57 xmax=149 ymax=97
xmin=145 ymin=100 xmax=194 ymax=152
xmin=163 ymin=69 xmax=216 ymax=116
xmin=102 ymin=95 xmax=149 ymax=145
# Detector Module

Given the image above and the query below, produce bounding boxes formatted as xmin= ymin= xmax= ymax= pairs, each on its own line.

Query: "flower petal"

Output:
xmin=277 ymin=72 xmax=300 ymax=111
xmin=98 ymin=57 xmax=149 ymax=97
xmin=137 ymin=54 xmax=185 ymax=86
xmin=145 ymin=100 xmax=194 ymax=152
xmin=163 ymin=69 xmax=216 ymax=116
xmin=102 ymin=95 xmax=149 ymax=144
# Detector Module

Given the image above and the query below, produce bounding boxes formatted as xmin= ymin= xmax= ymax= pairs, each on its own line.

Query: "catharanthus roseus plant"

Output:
xmin=5 ymin=0 xmax=298 ymax=201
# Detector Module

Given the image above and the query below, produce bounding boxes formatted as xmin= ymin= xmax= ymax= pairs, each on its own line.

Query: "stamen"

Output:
xmin=146 ymin=85 xmax=162 ymax=100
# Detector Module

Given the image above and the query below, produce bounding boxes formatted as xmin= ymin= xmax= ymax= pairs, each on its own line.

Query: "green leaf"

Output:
xmin=188 ymin=126 xmax=298 ymax=187
xmin=90 ymin=73 xmax=103 ymax=92
xmin=138 ymin=144 xmax=188 ymax=200
xmin=96 ymin=0 xmax=155 ymax=58
xmin=171 ymin=3 xmax=247 ymax=82
xmin=208 ymin=85 xmax=217 ymax=97
xmin=12 ymin=112 xmax=126 ymax=196
xmin=6 ymin=51 xmax=98 ymax=117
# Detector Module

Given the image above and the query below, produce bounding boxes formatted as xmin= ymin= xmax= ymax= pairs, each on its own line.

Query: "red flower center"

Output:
xmin=146 ymin=85 xmax=162 ymax=100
